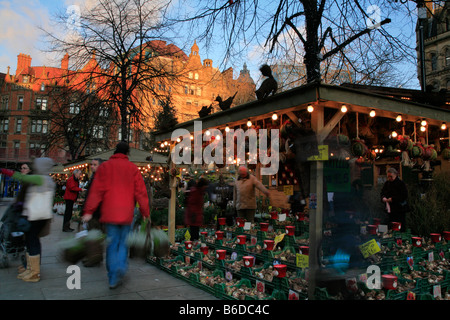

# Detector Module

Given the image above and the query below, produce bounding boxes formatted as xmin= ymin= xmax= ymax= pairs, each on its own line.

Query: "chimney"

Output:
xmin=61 ymin=53 xmax=69 ymax=70
xmin=16 ymin=53 xmax=32 ymax=75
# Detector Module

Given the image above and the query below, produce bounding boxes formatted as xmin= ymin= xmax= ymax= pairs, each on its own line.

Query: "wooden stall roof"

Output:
xmin=153 ymin=82 xmax=450 ymax=142
xmin=63 ymin=147 xmax=168 ymax=169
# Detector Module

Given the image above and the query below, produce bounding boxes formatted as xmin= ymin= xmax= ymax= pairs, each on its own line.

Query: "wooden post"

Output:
xmin=168 ymin=145 xmax=176 ymax=244
xmin=307 ymin=104 xmax=325 ymax=300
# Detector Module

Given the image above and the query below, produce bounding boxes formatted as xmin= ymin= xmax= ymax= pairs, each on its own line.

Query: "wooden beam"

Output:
xmin=307 ymin=105 xmax=325 ymax=300
xmin=317 ymin=108 xmax=345 ymax=142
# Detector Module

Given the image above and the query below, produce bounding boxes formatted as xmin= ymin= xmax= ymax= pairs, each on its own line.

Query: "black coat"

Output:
xmin=381 ymin=177 xmax=408 ymax=222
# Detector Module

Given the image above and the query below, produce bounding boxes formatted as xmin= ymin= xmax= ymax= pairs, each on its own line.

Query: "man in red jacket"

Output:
xmin=63 ymin=169 xmax=85 ymax=232
xmin=82 ymin=141 xmax=150 ymax=289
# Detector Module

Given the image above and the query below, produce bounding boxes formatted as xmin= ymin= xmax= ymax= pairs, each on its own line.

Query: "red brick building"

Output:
xmin=0 ymin=42 xmax=256 ymax=173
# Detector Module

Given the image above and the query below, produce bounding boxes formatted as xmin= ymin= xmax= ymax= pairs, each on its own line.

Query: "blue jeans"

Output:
xmin=105 ymin=224 xmax=131 ymax=285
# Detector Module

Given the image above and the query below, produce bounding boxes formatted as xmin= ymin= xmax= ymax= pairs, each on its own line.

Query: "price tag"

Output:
xmin=296 ymin=253 xmax=309 ymax=269
xmin=274 ymin=233 xmax=285 ymax=248
xmin=243 ymin=222 xmax=252 ymax=230
xmin=359 ymin=239 xmax=381 ymax=258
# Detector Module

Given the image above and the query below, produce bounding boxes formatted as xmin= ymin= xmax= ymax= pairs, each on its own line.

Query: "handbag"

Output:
xmin=24 ymin=189 xmax=54 ymax=221
xmin=38 ymin=219 xmax=52 ymax=237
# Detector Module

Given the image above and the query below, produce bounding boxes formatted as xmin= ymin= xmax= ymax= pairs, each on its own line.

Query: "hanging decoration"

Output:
xmin=397 ymin=135 xmax=413 ymax=167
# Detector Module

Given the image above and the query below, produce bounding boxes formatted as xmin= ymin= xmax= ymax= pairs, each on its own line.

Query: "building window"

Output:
xmin=69 ymin=102 xmax=80 ymax=114
xmin=1 ymin=96 xmax=9 ymax=110
xmin=189 ymin=72 xmax=193 ymax=79
xmin=446 ymin=48 xmax=450 ymax=67
xmin=36 ymin=97 xmax=48 ymax=111
xmin=31 ymin=119 xmax=48 ymax=134
xmin=23 ymin=76 xmax=29 ymax=83
xmin=195 ymin=73 xmax=199 ymax=80
xmin=40 ymin=83 xmax=45 ymax=91
xmin=0 ymin=119 xmax=9 ymax=133
xmin=185 ymin=85 xmax=189 ymax=94
xmin=16 ymin=119 xmax=22 ymax=133
xmin=431 ymin=53 xmax=438 ymax=71
xmin=18 ymin=96 xmax=23 ymax=110
xmin=92 ymin=125 xmax=105 ymax=139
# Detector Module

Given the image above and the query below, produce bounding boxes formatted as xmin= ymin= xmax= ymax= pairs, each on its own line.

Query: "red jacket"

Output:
xmin=64 ymin=175 xmax=82 ymax=201
xmin=184 ymin=186 xmax=205 ymax=226
xmin=82 ymin=153 xmax=150 ymax=225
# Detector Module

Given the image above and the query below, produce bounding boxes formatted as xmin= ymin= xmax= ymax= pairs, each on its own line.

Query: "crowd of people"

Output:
xmin=0 ymin=141 xmax=410 ymax=290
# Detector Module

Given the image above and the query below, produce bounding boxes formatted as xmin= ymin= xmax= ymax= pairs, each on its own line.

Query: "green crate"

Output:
xmin=385 ymin=290 xmax=408 ymax=300
xmin=314 ymin=287 xmax=333 ymax=300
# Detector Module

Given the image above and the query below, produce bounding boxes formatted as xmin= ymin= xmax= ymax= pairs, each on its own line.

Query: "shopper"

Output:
xmin=82 ymin=142 xmax=150 ymax=289
xmin=381 ymin=167 xmax=409 ymax=232
xmin=82 ymin=158 xmax=104 ymax=231
xmin=185 ymin=177 xmax=209 ymax=241
xmin=0 ymin=157 xmax=56 ymax=282
xmin=233 ymin=166 xmax=270 ymax=222
xmin=62 ymin=169 xmax=85 ymax=232
xmin=214 ymin=175 xmax=234 ymax=227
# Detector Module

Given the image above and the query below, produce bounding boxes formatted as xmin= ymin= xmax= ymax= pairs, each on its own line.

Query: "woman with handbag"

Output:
xmin=0 ymin=157 xmax=56 ymax=282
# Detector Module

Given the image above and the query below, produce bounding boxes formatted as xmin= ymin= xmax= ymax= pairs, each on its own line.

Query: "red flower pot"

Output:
xmin=185 ymin=241 xmax=193 ymax=250
xmin=200 ymin=246 xmax=209 ymax=255
xmin=218 ymin=217 xmax=226 ymax=225
xmin=412 ymin=237 xmax=422 ymax=247
xmin=216 ymin=249 xmax=226 ymax=260
xmin=391 ymin=222 xmax=401 ymax=231
xmin=430 ymin=233 xmax=441 ymax=243
xmin=382 ymin=275 xmax=398 ymax=290
xmin=237 ymin=235 xmax=246 ymax=245
xmin=285 ymin=225 xmax=295 ymax=236
xmin=444 ymin=231 xmax=450 ymax=241
xmin=263 ymin=240 xmax=274 ymax=251
xmin=260 ymin=222 xmax=269 ymax=232
xmin=368 ymin=225 xmax=377 ymax=235
xmin=273 ymin=264 xmax=287 ymax=278
xmin=299 ymin=246 xmax=309 ymax=255
xmin=296 ymin=212 xmax=305 ymax=221
xmin=270 ymin=211 xmax=278 ymax=220
xmin=243 ymin=256 xmax=254 ymax=267
xmin=215 ymin=231 xmax=224 ymax=240
xmin=236 ymin=217 xmax=246 ymax=227
xmin=200 ymin=231 xmax=208 ymax=237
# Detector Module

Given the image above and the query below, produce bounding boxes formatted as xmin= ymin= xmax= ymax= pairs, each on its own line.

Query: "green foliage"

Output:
xmin=407 ymin=172 xmax=450 ymax=235
xmin=154 ymin=95 xmax=178 ymax=132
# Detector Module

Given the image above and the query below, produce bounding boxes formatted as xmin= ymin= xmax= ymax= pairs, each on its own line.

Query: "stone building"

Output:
xmin=0 ymin=41 xmax=256 ymax=170
xmin=417 ymin=1 xmax=450 ymax=91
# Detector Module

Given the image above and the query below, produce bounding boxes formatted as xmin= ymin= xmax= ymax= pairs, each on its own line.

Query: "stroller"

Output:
xmin=0 ymin=204 xmax=27 ymax=268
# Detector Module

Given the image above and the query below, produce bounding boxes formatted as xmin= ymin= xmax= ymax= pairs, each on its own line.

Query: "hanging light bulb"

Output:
xmin=247 ymin=119 xmax=252 ymax=127
xmin=272 ymin=113 xmax=278 ymax=120
xmin=307 ymin=105 xmax=314 ymax=112
xmin=369 ymin=109 xmax=376 ymax=117
xmin=176 ymin=137 xmax=181 ymax=143
xmin=391 ymin=131 xmax=398 ymax=138
xmin=205 ymin=130 xmax=211 ymax=136
xmin=160 ymin=143 xmax=165 ymax=148
xmin=421 ymin=119 xmax=427 ymax=127
xmin=190 ymin=135 xmax=194 ymax=140
xmin=441 ymin=122 xmax=447 ymax=130
xmin=420 ymin=125 xmax=426 ymax=132
xmin=396 ymin=114 xmax=402 ymax=122
xmin=341 ymin=105 xmax=348 ymax=113
xmin=164 ymin=141 xmax=168 ymax=146
xmin=215 ymin=134 xmax=221 ymax=141
xmin=225 ymin=125 xmax=230 ymax=133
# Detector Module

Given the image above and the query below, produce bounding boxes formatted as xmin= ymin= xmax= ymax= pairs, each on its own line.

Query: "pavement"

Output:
xmin=0 ymin=198 xmax=217 ymax=301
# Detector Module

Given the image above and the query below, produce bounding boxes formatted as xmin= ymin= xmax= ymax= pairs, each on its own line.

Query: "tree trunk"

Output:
xmin=303 ymin=2 xmax=321 ymax=83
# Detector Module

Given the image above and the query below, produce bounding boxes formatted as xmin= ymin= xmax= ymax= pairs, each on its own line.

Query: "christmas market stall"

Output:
xmin=150 ymin=82 xmax=450 ymax=300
